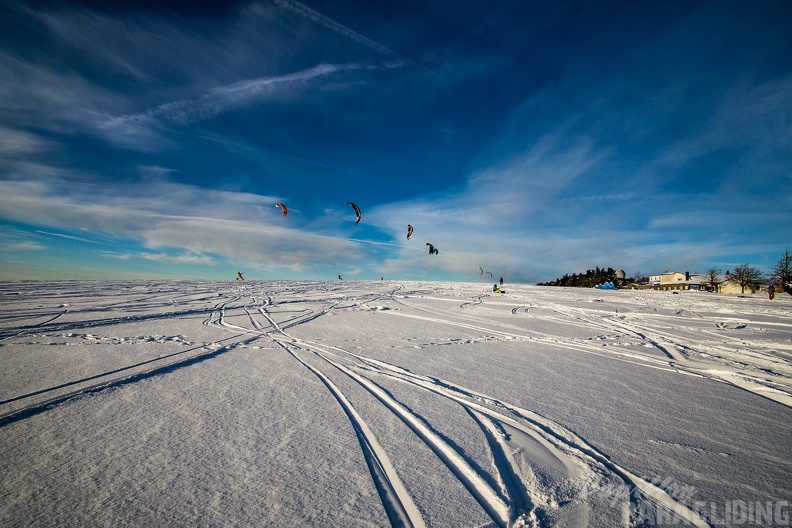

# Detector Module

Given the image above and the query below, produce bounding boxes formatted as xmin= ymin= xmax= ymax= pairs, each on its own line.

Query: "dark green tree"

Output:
xmin=538 ymin=267 xmax=620 ymax=288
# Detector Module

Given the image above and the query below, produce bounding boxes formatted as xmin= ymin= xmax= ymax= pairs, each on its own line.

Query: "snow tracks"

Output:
xmin=0 ymin=281 xmax=743 ymax=527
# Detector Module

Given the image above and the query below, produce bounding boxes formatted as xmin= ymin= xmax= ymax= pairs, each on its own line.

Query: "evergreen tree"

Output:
xmin=538 ymin=267 xmax=622 ymax=288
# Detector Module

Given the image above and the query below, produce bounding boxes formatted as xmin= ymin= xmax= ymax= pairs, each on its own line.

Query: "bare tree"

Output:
xmin=770 ymin=248 xmax=792 ymax=293
xmin=727 ymin=264 xmax=763 ymax=294
xmin=704 ymin=267 xmax=723 ymax=292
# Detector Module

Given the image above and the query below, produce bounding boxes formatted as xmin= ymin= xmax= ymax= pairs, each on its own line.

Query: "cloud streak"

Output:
xmin=274 ymin=0 xmax=458 ymax=88
xmin=0 ymin=175 xmax=366 ymax=274
xmin=100 ymin=62 xmax=376 ymax=148
xmin=35 ymin=230 xmax=104 ymax=244
xmin=274 ymin=0 xmax=397 ymax=57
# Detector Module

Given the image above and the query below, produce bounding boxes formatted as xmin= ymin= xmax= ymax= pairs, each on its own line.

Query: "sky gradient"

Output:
xmin=1 ymin=0 xmax=790 ymax=282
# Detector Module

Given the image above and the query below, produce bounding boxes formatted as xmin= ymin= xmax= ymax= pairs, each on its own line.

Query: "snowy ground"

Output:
xmin=1 ymin=280 xmax=790 ymax=527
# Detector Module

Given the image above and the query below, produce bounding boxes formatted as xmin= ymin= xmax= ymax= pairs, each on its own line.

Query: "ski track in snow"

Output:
xmin=2 ymin=280 xmax=791 ymax=527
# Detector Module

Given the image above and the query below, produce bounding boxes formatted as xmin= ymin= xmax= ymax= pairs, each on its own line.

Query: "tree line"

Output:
xmin=537 ymin=248 xmax=792 ymax=294
xmin=537 ymin=266 xmax=626 ymax=288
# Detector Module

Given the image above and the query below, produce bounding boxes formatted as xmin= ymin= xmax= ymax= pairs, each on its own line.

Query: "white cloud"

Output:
xmin=367 ymin=132 xmax=608 ymax=281
xmin=1 ymin=241 xmax=47 ymax=252
xmin=0 ymin=176 xmax=365 ymax=273
xmin=0 ymin=50 xmax=130 ymax=134
xmin=0 ymin=126 xmax=54 ymax=156
xmin=0 ymin=227 xmax=47 ymax=252
xmin=34 ymin=230 xmax=103 ymax=244
xmin=659 ymin=75 xmax=792 ymax=167
xmin=1 ymin=4 xmax=405 ymax=152
xmin=139 ymin=252 xmax=217 ymax=266
xmin=102 ymin=62 xmax=365 ymax=131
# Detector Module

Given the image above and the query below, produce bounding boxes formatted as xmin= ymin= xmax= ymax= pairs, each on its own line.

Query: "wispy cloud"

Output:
xmin=140 ymin=252 xmax=217 ymax=266
xmin=0 ymin=174 xmax=366 ymax=273
xmin=0 ymin=228 xmax=47 ymax=252
xmin=105 ymin=63 xmax=362 ymax=128
xmin=0 ymin=126 xmax=54 ymax=155
xmin=659 ymin=75 xmax=792 ymax=168
xmin=366 ymin=132 xmax=608 ymax=281
xmin=274 ymin=0 xmax=397 ymax=57
xmin=274 ymin=0 xmax=457 ymax=87
xmin=100 ymin=62 xmax=376 ymax=148
xmin=1 ymin=241 xmax=47 ymax=252
xmin=367 ymin=72 xmax=788 ymax=282
xmin=35 ymin=230 xmax=104 ymax=244
xmin=2 ymin=3 xmax=408 ymax=152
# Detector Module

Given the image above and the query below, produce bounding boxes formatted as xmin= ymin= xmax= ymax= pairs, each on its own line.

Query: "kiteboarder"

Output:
xmin=236 ymin=272 xmax=244 ymax=281
xmin=499 ymin=277 xmax=503 ymax=286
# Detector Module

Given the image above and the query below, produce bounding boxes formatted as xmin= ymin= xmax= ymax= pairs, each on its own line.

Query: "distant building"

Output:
xmin=635 ymin=271 xmax=769 ymax=294
xmin=647 ymin=272 xmax=687 ymax=290
xmin=719 ymin=277 xmax=772 ymax=295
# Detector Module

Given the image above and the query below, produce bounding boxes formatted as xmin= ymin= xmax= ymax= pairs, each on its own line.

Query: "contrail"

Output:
xmin=35 ymin=230 xmax=104 ymax=244
xmin=104 ymin=63 xmax=362 ymax=130
xmin=275 ymin=0 xmax=397 ymax=56
xmin=274 ymin=0 xmax=460 ymax=88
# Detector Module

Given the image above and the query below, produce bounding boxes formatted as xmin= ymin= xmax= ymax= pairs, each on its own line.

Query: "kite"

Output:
xmin=426 ymin=243 xmax=439 ymax=255
xmin=407 ymin=224 xmax=413 ymax=240
xmin=479 ymin=266 xmax=484 ymax=276
xmin=276 ymin=203 xmax=288 ymax=216
xmin=345 ymin=202 xmax=362 ymax=225
xmin=338 ymin=275 xmax=343 ymax=280
xmin=236 ymin=272 xmax=245 ymax=281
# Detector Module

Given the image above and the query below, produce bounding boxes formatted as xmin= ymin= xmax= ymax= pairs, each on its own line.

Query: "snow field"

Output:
xmin=1 ymin=280 xmax=790 ymax=527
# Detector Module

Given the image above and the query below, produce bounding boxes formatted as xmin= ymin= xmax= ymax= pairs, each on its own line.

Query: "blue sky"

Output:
xmin=1 ymin=0 xmax=790 ymax=282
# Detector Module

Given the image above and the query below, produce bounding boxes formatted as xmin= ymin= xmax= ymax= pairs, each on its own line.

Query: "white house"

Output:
xmin=641 ymin=271 xmax=769 ymax=294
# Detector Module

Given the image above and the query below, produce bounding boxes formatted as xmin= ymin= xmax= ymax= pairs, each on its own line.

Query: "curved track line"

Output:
xmin=268 ymin=321 xmax=513 ymax=527
xmin=300 ymin=341 xmax=711 ymax=528
xmin=281 ymin=344 xmax=426 ymax=528
xmin=310 ymin=348 xmax=511 ymax=528
xmin=466 ymin=409 xmax=536 ymax=525
xmin=373 ymin=362 xmax=711 ymax=528
xmin=383 ymin=299 xmax=792 ymax=409
xmin=381 ymin=309 xmax=682 ymax=373
xmin=0 ymin=334 xmax=257 ymax=428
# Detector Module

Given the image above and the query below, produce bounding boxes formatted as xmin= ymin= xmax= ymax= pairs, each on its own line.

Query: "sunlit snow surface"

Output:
xmin=1 ymin=281 xmax=790 ymax=527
